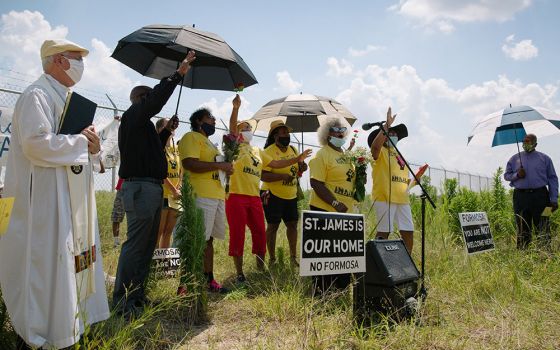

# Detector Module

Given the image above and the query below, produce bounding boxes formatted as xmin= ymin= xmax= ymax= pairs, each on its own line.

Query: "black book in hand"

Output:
xmin=58 ymin=92 xmax=97 ymax=135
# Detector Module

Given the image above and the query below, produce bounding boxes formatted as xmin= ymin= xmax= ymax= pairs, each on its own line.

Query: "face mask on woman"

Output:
xmin=278 ymin=135 xmax=290 ymax=147
xmin=388 ymin=136 xmax=399 ymax=147
xmin=329 ymin=136 xmax=346 ymax=148
xmin=200 ymin=122 xmax=215 ymax=136
xmin=241 ymin=131 xmax=253 ymax=143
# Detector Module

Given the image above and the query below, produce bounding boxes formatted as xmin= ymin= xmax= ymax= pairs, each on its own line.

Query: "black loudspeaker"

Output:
xmin=353 ymin=239 xmax=420 ymax=322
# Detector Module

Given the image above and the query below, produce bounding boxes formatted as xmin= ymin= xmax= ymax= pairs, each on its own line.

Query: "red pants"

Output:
xmin=226 ymin=193 xmax=267 ymax=257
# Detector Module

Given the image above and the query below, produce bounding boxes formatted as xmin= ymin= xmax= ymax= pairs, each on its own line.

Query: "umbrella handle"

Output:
xmin=514 ymin=128 xmax=523 ymax=169
xmin=175 ymin=75 xmax=185 ymax=117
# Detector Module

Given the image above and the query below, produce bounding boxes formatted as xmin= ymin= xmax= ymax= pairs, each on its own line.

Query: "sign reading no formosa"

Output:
xmin=300 ymin=210 xmax=366 ymax=276
xmin=459 ymin=212 xmax=495 ymax=254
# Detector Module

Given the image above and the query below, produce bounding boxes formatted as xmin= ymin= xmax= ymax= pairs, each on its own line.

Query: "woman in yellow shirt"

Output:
xmin=309 ymin=117 xmax=356 ymax=295
xmin=227 ymin=96 xmax=311 ymax=283
xmin=155 ymin=118 xmax=182 ymax=248
xmin=261 ymin=121 xmax=308 ymax=267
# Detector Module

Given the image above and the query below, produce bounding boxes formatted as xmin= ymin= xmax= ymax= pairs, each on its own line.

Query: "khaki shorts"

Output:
xmin=195 ymin=197 xmax=226 ymax=241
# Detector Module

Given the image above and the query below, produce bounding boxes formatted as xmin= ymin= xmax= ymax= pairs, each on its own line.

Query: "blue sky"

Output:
xmin=1 ymin=0 xmax=559 ymax=183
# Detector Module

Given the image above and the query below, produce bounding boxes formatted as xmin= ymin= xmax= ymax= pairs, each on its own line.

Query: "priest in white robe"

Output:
xmin=0 ymin=39 xmax=110 ymax=349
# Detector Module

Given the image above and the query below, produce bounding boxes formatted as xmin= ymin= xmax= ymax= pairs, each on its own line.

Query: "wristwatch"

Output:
xmin=331 ymin=199 xmax=340 ymax=208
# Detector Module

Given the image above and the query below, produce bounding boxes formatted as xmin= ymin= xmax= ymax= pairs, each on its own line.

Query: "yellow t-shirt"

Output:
xmin=230 ymin=143 xmax=273 ymax=197
xmin=309 ymin=146 xmax=356 ymax=212
xmin=261 ymin=144 xmax=299 ymax=200
xmin=178 ymin=131 xmax=225 ymax=200
xmin=371 ymin=147 xmax=410 ymax=204
xmin=163 ymin=145 xmax=181 ymax=199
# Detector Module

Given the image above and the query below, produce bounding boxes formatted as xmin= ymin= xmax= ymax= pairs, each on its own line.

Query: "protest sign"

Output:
xmin=459 ymin=212 xmax=495 ymax=254
xmin=300 ymin=210 xmax=365 ymax=276
xmin=152 ymin=248 xmax=181 ymax=278
xmin=97 ymin=118 xmax=120 ymax=168
xmin=0 ymin=107 xmax=13 ymax=174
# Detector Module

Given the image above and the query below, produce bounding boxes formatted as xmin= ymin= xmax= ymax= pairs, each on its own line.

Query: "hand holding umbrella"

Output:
xmin=177 ymin=50 xmax=196 ymax=76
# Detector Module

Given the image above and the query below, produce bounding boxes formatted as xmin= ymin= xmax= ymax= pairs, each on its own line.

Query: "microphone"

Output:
xmin=362 ymin=121 xmax=384 ymax=130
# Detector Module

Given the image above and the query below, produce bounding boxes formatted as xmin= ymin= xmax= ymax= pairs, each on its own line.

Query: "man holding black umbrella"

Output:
xmin=112 ymin=50 xmax=196 ymax=318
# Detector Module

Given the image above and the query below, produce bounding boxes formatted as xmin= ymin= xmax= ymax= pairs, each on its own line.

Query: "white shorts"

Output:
xmin=374 ymin=201 xmax=414 ymax=233
xmin=195 ymin=197 xmax=226 ymax=241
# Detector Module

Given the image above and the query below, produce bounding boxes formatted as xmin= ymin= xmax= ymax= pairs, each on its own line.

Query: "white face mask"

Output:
xmin=388 ymin=136 xmax=399 ymax=147
xmin=241 ymin=131 xmax=253 ymax=143
xmin=329 ymin=136 xmax=346 ymax=148
xmin=65 ymin=58 xmax=84 ymax=84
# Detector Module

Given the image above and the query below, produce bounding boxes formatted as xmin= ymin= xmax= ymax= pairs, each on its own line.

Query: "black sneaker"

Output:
xmin=236 ymin=274 xmax=247 ymax=284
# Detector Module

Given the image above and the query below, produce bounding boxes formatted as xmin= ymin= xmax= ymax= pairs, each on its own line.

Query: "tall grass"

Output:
xmin=1 ymin=168 xmax=559 ymax=349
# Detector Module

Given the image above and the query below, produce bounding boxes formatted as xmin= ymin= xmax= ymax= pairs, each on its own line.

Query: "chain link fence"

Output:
xmin=0 ymin=84 xmax=492 ymax=194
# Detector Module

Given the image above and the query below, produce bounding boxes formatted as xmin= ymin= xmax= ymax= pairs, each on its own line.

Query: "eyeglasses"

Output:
xmin=329 ymin=126 xmax=347 ymax=133
xmin=61 ymin=54 xmax=83 ymax=62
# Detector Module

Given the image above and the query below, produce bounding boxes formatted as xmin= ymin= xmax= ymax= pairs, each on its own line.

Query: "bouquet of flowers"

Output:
xmin=345 ymin=146 xmax=372 ymax=202
xmin=221 ymin=133 xmax=243 ymax=192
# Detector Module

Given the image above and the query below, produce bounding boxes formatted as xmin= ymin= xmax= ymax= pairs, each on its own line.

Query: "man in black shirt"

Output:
xmin=113 ymin=51 xmax=196 ymax=317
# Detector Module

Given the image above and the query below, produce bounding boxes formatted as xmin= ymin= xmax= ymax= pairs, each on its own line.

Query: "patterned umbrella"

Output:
xmin=467 ymin=105 xmax=560 ymax=147
xmin=249 ymin=93 xmax=357 ymax=147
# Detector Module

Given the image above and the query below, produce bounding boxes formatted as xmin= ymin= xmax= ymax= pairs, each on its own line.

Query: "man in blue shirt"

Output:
xmin=504 ymin=134 xmax=558 ymax=249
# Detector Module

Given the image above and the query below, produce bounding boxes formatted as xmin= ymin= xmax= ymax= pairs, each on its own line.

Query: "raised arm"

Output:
xmin=228 ymin=94 xmax=241 ymax=135
xmin=137 ymin=51 xmax=196 ymax=121
xmin=371 ymin=107 xmax=396 ymax=160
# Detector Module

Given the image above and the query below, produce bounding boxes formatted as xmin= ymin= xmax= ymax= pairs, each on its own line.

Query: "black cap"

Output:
xmin=367 ymin=123 xmax=408 ymax=147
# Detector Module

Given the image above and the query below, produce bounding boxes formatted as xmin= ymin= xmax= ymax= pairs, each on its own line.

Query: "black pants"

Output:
xmin=309 ymin=205 xmax=351 ymax=295
xmin=513 ymin=187 xmax=549 ymax=249
xmin=113 ymin=180 xmax=163 ymax=311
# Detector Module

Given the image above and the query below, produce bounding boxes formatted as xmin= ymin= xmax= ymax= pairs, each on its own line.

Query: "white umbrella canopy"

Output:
xmin=467 ymin=105 xmax=560 ymax=147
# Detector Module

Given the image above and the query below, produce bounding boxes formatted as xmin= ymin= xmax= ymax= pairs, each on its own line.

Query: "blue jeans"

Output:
xmin=112 ymin=180 xmax=163 ymax=310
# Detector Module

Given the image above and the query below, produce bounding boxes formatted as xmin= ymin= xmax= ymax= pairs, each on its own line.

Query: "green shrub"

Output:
xmin=174 ymin=172 xmax=207 ymax=324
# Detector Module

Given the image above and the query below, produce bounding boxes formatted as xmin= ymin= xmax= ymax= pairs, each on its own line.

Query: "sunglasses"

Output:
xmin=329 ymin=126 xmax=347 ymax=133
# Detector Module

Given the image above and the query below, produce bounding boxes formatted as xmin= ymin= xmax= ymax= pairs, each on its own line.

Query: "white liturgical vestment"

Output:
xmin=0 ymin=74 xmax=109 ymax=349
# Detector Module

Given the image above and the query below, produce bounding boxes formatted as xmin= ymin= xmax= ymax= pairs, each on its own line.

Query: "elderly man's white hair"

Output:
xmin=41 ymin=55 xmax=55 ymax=72
xmin=317 ymin=117 xmax=349 ymax=146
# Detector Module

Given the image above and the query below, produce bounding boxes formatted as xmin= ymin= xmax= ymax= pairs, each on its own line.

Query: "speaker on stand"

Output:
xmin=354 ymin=239 xmax=420 ymax=323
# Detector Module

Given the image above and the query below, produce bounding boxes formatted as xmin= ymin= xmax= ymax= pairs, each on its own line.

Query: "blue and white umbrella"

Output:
xmin=467 ymin=105 xmax=560 ymax=147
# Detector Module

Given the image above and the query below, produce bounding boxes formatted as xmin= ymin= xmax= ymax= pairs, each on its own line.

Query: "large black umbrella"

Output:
xmin=112 ymin=24 xmax=258 ymax=112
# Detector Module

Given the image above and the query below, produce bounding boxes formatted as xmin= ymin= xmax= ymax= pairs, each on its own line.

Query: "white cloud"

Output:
xmin=81 ymin=38 xmax=136 ymax=97
xmin=198 ymin=95 xmax=253 ymax=125
xmin=348 ymin=45 xmax=384 ymax=57
xmin=0 ymin=10 xmax=135 ymax=101
xmin=326 ymin=57 xmax=353 ymax=77
xmin=0 ymin=10 xmax=68 ymax=79
xmin=390 ymin=0 xmax=533 ymax=33
xmin=501 ymin=34 xmax=538 ymax=61
xmin=275 ymin=70 xmax=302 ymax=92
xmin=330 ymin=59 xmax=560 ymax=175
